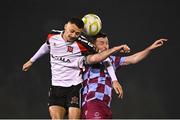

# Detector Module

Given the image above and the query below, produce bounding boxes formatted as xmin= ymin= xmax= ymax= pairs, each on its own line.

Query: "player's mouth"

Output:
xmin=66 ymin=37 xmax=76 ymax=42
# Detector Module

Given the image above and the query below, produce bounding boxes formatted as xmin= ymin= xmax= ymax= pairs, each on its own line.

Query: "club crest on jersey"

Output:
xmin=67 ymin=46 xmax=73 ymax=52
xmin=70 ymin=96 xmax=79 ymax=104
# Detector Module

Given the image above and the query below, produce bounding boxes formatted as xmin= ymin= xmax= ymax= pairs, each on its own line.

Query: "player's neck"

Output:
xmin=61 ymin=32 xmax=68 ymax=42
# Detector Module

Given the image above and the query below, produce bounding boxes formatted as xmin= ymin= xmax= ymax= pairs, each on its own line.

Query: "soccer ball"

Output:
xmin=82 ymin=14 xmax=102 ymax=36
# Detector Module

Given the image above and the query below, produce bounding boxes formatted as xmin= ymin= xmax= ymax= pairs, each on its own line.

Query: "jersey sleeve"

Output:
xmin=30 ymin=43 xmax=50 ymax=62
xmin=46 ymin=29 xmax=62 ymax=44
xmin=104 ymin=58 xmax=118 ymax=81
xmin=31 ymin=30 xmax=61 ymax=62
xmin=109 ymin=56 xmax=126 ymax=70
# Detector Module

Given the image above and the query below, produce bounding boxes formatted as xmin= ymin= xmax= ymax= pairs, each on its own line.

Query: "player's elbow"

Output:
xmin=130 ymin=56 xmax=140 ymax=64
xmin=86 ymin=55 xmax=97 ymax=64
xmin=131 ymin=58 xmax=138 ymax=64
xmin=125 ymin=56 xmax=138 ymax=65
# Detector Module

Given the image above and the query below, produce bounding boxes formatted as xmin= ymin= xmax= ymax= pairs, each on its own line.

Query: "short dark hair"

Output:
xmin=68 ymin=18 xmax=84 ymax=29
xmin=88 ymin=32 xmax=107 ymax=44
xmin=89 ymin=32 xmax=107 ymax=43
xmin=94 ymin=32 xmax=107 ymax=38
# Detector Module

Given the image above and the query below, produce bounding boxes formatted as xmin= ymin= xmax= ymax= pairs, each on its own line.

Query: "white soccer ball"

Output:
xmin=82 ymin=14 xmax=102 ymax=36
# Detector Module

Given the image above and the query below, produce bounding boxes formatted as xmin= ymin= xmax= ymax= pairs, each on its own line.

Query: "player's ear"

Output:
xmin=96 ymin=48 xmax=99 ymax=52
xmin=64 ymin=24 xmax=67 ymax=30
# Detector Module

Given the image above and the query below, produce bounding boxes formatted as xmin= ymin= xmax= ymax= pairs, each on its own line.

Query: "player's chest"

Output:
xmin=49 ymin=39 xmax=81 ymax=55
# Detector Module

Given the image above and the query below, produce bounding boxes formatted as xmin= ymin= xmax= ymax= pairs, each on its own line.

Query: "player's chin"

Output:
xmin=68 ymin=38 xmax=76 ymax=42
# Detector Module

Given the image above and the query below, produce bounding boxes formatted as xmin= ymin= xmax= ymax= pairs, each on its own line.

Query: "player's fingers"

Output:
xmin=120 ymin=90 xmax=123 ymax=99
xmin=118 ymin=86 xmax=123 ymax=99
xmin=157 ymin=41 xmax=163 ymax=46
xmin=114 ymin=87 xmax=119 ymax=94
xmin=156 ymin=39 xmax=168 ymax=45
xmin=22 ymin=66 xmax=25 ymax=71
xmin=120 ymin=46 xmax=130 ymax=53
xmin=160 ymin=39 xmax=168 ymax=41
xmin=158 ymin=40 xmax=166 ymax=47
xmin=124 ymin=46 xmax=130 ymax=52
xmin=118 ymin=89 xmax=123 ymax=99
xmin=22 ymin=65 xmax=28 ymax=71
xmin=22 ymin=65 xmax=26 ymax=70
xmin=22 ymin=67 xmax=27 ymax=71
xmin=125 ymin=49 xmax=130 ymax=53
xmin=120 ymin=50 xmax=124 ymax=53
xmin=153 ymin=40 xmax=162 ymax=47
xmin=160 ymin=39 xmax=168 ymax=45
xmin=126 ymin=46 xmax=130 ymax=50
xmin=115 ymin=87 xmax=121 ymax=98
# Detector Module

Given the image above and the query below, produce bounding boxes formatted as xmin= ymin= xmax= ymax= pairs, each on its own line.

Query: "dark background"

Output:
xmin=2 ymin=0 xmax=180 ymax=118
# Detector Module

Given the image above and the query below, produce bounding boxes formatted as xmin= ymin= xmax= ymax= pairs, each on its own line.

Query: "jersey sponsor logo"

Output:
xmin=67 ymin=46 xmax=73 ymax=52
xmin=51 ymin=54 xmax=71 ymax=63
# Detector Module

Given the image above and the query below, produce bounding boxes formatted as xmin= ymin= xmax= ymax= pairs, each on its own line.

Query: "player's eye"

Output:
xmin=100 ymin=41 xmax=105 ymax=45
xmin=75 ymin=32 xmax=80 ymax=36
xmin=70 ymin=30 xmax=75 ymax=33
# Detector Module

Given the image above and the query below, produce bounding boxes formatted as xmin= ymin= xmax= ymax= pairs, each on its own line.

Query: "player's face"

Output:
xmin=63 ymin=22 xmax=83 ymax=42
xmin=95 ymin=37 xmax=109 ymax=52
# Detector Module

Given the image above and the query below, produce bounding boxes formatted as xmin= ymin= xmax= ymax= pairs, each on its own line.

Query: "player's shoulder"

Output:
xmin=77 ymin=35 xmax=95 ymax=48
xmin=77 ymin=35 xmax=97 ymax=54
xmin=49 ymin=29 xmax=63 ymax=34
xmin=47 ymin=29 xmax=63 ymax=40
xmin=109 ymin=56 xmax=121 ymax=61
xmin=77 ymin=35 xmax=88 ymax=42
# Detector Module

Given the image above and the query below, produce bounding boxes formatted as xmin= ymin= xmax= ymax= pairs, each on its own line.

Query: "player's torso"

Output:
xmin=49 ymin=34 xmax=83 ymax=64
xmin=47 ymin=31 xmax=85 ymax=86
xmin=82 ymin=62 xmax=113 ymax=107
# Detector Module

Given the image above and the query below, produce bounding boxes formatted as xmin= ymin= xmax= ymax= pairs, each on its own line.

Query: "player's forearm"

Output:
xmin=133 ymin=39 xmax=168 ymax=63
xmin=127 ymin=47 xmax=151 ymax=65
xmin=86 ymin=46 xmax=121 ymax=64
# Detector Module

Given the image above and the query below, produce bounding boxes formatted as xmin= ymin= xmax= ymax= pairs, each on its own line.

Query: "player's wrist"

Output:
xmin=112 ymin=79 xmax=118 ymax=82
xmin=146 ymin=46 xmax=153 ymax=51
xmin=112 ymin=46 xmax=120 ymax=53
xmin=29 ymin=59 xmax=34 ymax=64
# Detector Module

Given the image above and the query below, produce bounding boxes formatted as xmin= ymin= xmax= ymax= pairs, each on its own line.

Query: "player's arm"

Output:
xmin=112 ymin=80 xmax=123 ymax=99
xmin=105 ymin=58 xmax=123 ymax=99
xmin=105 ymin=58 xmax=118 ymax=82
xmin=107 ymin=64 xmax=123 ymax=99
xmin=122 ymin=39 xmax=167 ymax=65
xmin=86 ymin=44 xmax=130 ymax=64
xmin=22 ymin=43 xmax=50 ymax=71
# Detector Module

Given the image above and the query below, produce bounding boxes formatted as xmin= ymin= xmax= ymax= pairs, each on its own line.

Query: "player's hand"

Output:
xmin=115 ymin=44 xmax=130 ymax=53
xmin=149 ymin=39 xmax=168 ymax=50
xmin=22 ymin=60 xmax=33 ymax=71
xmin=112 ymin=80 xmax=123 ymax=99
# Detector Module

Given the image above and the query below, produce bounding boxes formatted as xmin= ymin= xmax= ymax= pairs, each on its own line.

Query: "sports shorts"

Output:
xmin=81 ymin=99 xmax=112 ymax=119
xmin=48 ymin=83 xmax=82 ymax=109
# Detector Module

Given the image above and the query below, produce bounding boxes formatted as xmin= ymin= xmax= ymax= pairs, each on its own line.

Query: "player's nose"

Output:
xmin=72 ymin=32 xmax=78 ymax=38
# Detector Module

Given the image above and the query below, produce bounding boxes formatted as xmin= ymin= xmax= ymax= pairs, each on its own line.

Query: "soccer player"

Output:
xmin=22 ymin=18 xmax=130 ymax=119
xmin=81 ymin=32 xmax=167 ymax=119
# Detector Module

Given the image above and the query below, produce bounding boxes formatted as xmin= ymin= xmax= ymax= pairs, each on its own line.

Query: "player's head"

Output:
xmin=93 ymin=32 xmax=109 ymax=52
xmin=63 ymin=18 xmax=84 ymax=42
